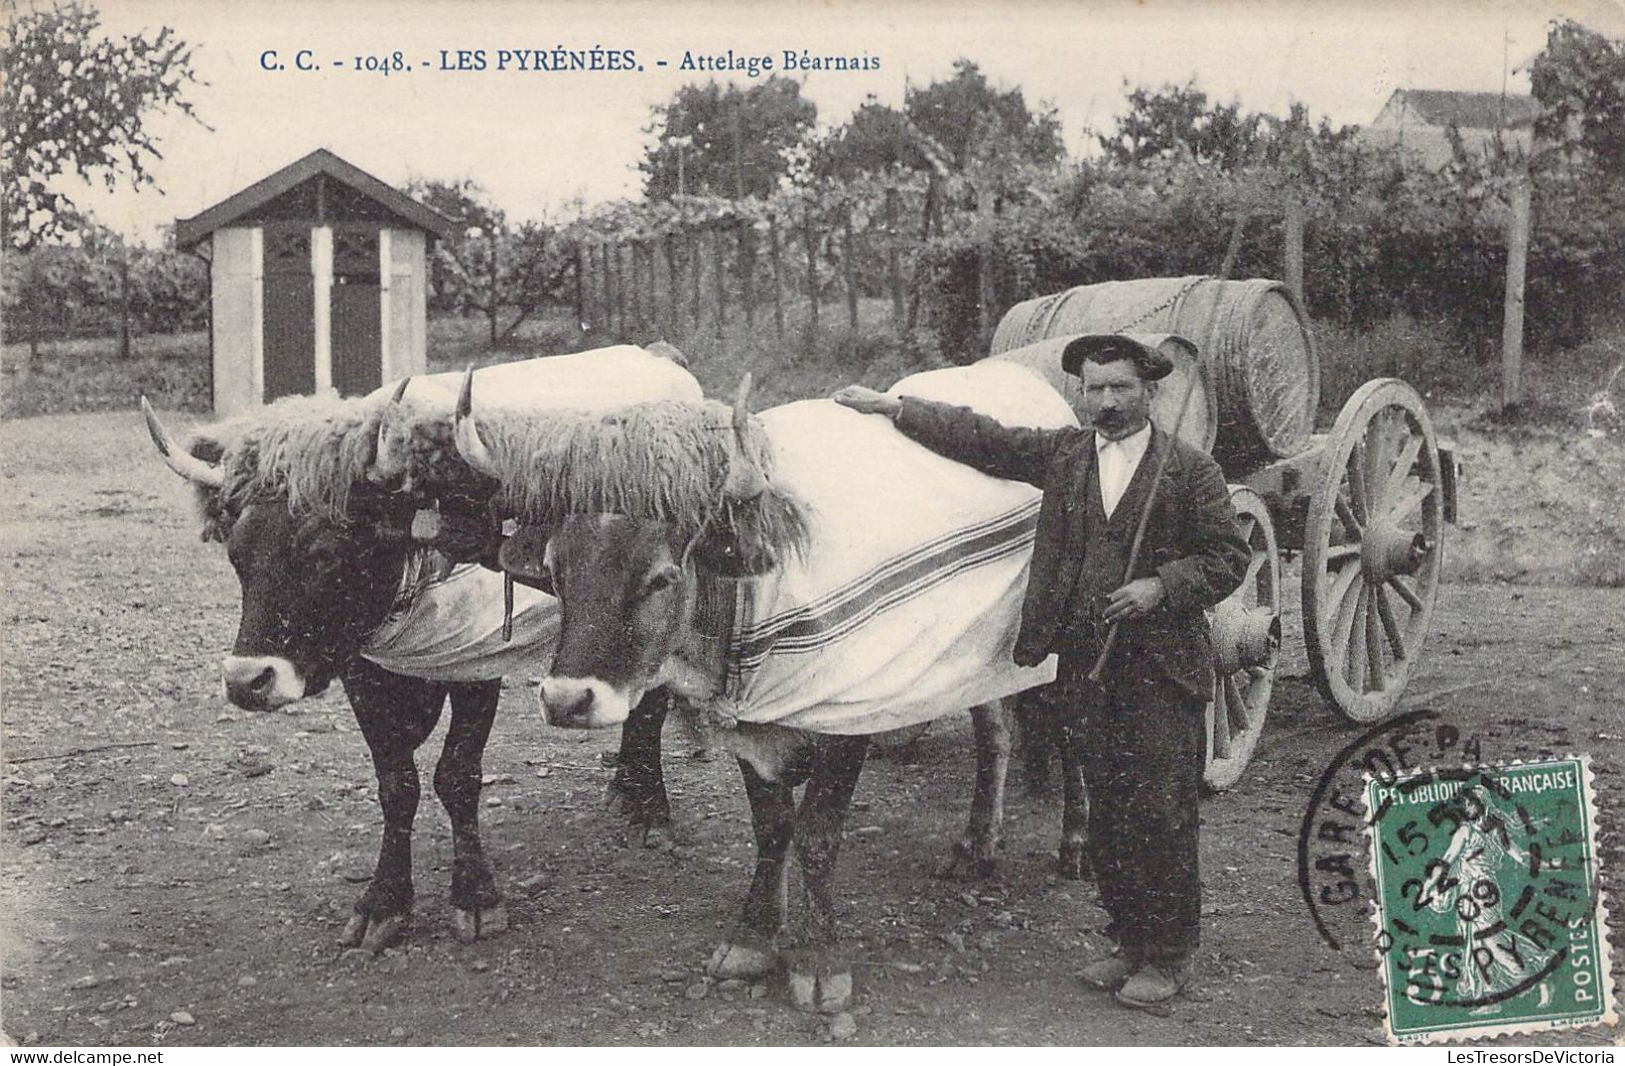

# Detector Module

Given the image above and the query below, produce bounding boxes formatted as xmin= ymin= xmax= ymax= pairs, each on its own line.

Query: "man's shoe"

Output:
xmin=1078 ymin=949 xmax=1136 ymax=991
xmin=1114 ymin=962 xmax=1191 ymax=1008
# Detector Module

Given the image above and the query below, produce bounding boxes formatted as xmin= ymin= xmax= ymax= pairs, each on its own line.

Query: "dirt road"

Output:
xmin=2 ymin=410 xmax=1620 ymax=1045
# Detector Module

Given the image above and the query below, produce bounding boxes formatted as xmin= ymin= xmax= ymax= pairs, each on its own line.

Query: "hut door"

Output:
xmin=330 ymin=226 xmax=382 ymax=396
xmin=261 ymin=223 xmax=315 ymax=401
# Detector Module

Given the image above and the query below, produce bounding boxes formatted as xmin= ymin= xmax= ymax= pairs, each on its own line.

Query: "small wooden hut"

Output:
xmin=176 ymin=149 xmax=454 ymax=414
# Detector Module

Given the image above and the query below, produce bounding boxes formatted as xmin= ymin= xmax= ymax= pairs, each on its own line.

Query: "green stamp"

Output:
xmin=1364 ymin=757 xmax=1616 ymax=1043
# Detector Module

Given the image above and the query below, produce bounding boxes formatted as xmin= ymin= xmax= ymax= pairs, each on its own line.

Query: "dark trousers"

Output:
xmin=1059 ymin=655 xmax=1204 ymax=965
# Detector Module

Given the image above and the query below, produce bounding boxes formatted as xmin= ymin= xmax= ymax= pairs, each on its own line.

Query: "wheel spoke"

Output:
xmin=1364 ymin=596 xmax=1387 ymax=692
xmin=1242 ymin=550 xmax=1268 ymax=593
xmin=1347 ymin=444 xmax=1370 ymax=523
xmin=1324 ymin=561 xmax=1362 ymax=635
xmin=1365 ymin=417 xmax=1393 ymax=509
xmin=1224 ymin=673 xmax=1251 ymax=732
xmin=1325 ymin=542 xmax=1361 ymax=567
xmin=1330 ymin=572 xmax=1363 ymax=667
xmin=1334 ymin=494 xmax=1363 ymax=539
xmin=1347 ymin=585 xmax=1370 ymax=692
xmin=1383 ymin=433 xmax=1425 ymax=506
xmin=1211 ymin=682 xmax=1233 ymax=760
xmin=1376 ymin=586 xmax=1407 ymax=660
xmin=1388 ymin=574 xmax=1424 ymax=612
xmin=1384 ymin=477 xmax=1435 ymax=522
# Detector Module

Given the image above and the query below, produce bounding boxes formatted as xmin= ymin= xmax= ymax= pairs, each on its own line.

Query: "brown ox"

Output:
xmin=455 ymin=372 xmax=1080 ymax=1014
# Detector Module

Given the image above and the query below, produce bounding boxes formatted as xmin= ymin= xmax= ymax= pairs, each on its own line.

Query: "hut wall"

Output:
xmin=210 ymin=226 xmax=263 ymax=415
xmin=384 ymin=229 xmax=427 ymax=382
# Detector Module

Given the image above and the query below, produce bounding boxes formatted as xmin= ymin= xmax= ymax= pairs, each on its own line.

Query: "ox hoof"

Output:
xmin=935 ymin=841 xmax=998 ymax=882
xmin=451 ymin=904 xmax=509 ymax=944
xmin=785 ymin=955 xmax=852 ymax=1014
xmin=706 ymin=940 xmax=778 ymax=980
xmin=338 ymin=912 xmax=409 ymax=953
xmin=1058 ymin=839 xmax=1090 ymax=881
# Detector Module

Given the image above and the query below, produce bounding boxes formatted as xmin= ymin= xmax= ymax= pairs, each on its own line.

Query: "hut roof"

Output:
xmin=175 ymin=148 xmax=455 ymax=249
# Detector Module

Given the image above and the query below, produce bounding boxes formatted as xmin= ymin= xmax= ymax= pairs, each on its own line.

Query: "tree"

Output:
xmin=641 ymin=77 xmax=817 ymax=200
xmin=1095 ymin=80 xmax=1263 ymax=172
xmin=1529 ymin=17 xmax=1625 ymax=174
xmin=406 ymin=178 xmax=569 ymax=343
xmin=2 ymin=1 xmax=205 ymax=250
xmin=904 ymin=60 xmax=1065 ymax=173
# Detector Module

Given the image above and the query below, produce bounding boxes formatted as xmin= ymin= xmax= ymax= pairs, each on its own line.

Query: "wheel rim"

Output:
xmin=1302 ymin=379 xmax=1444 ymax=722
xmin=1203 ymin=485 xmax=1280 ymax=791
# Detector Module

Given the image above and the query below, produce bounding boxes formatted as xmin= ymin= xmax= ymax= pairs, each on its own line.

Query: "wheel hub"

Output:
xmin=1211 ymin=602 xmax=1280 ymax=676
xmin=1361 ymin=523 xmax=1431 ymax=583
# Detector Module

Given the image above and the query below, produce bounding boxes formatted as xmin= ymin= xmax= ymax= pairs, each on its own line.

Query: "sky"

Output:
xmin=39 ymin=0 xmax=1625 ymax=243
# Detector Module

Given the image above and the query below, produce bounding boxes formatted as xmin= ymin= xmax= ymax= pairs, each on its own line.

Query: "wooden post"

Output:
xmin=599 ymin=242 xmax=612 ymax=337
xmin=803 ymin=207 xmax=819 ymax=353
xmin=1502 ymin=174 xmax=1532 ymax=409
xmin=739 ymin=223 xmax=755 ymax=331
xmin=1283 ymin=198 xmax=1305 ymax=307
xmin=664 ymin=235 xmax=679 ymax=335
xmin=768 ymin=214 xmax=785 ymax=341
xmin=619 ymin=244 xmax=632 ymax=337
xmin=842 ymin=204 xmax=859 ymax=333
xmin=713 ymin=226 xmax=727 ymax=340
xmin=578 ymin=242 xmax=591 ymax=333
xmin=690 ymin=229 xmax=702 ymax=329
xmin=886 ymin=184 xmax=905 ymax=329
xmin=119 ymin=247 xmax=133 ymax=360
xmin=603 ymin=242 xmax=617 ymax=338
xmin=976 ymin=179 xmax=995 ymax=346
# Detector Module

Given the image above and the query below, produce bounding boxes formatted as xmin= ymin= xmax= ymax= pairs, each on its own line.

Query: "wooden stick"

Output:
xmin=6 ymin=741 xmax=158 ymax=764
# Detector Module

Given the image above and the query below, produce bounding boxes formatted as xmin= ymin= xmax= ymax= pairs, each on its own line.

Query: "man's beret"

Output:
xmin=1059 ymin=333 xmax=1182 ymax=381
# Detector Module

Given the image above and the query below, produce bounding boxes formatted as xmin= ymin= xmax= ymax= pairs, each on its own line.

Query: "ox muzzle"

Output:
xmin=537 ymin=676 xmax=636 ymax=730
xmin=222 ymin=656 xmax=306 ymax=711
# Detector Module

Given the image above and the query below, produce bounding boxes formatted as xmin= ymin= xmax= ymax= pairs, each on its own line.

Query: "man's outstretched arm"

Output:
xmin=833 ymin=385 xmax=1066 ymax=488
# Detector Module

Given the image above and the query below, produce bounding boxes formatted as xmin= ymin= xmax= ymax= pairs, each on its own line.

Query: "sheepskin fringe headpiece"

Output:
xmin=472 ymin=399 xmax=811 ymax=565
xmin=186 ymin=392 xmax=394 ymax=535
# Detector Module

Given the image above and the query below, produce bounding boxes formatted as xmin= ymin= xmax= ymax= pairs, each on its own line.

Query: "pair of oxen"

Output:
xmin=142 ymin=343 xmax=1086 ymax=1013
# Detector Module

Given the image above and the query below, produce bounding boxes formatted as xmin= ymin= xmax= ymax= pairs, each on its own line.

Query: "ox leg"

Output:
xmin=339 ymin=663 xmax=445 ymax=953
xmin=436 ymin=679 xmax=507 ymax=943
xmin=1056 ymin=697 xmax=1092 ymax=881
xmin=1014 ymin=685 xmax=1059 ymax=796
xmin=784 ymin=735 xmax=868 ymax=1014
xmin=706 ymin=758 xmax=795 ymax=981
xmin=938 ymin=701 xmax=1010 ymax=881
xmin=605 ymin=689 xmax=673 ymax=845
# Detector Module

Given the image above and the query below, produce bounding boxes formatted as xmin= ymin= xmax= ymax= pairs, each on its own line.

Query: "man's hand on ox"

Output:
xmin=1103 ymin=577 xmax=1165 ymax=623
xmin=832 ymin=385 xmax=902 ymax=419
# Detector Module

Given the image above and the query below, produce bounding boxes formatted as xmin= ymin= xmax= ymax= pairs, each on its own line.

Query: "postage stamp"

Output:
xmin=1363 ymin=756 xmax=1616 ymax=1043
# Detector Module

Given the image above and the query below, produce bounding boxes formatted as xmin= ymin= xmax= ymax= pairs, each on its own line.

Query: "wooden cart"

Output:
xmin=989 ymin=277 xmax=1459 ymax=790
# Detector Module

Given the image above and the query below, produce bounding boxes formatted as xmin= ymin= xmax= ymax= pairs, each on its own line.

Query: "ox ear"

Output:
xmin=722 ymin=373 xmax=768 ymax=500
xmin=496 ymin=523 xmax=553 ymax=594
xmin=141 ymin=396 xmax=225 ymax=489
xmin=452 ymin=366 xmax=500 ymax=478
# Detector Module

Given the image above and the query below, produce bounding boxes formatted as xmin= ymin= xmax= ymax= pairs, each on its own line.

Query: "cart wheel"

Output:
xmin=1204 ymin=485 xmax=1281 ymax=792
xmin=1303 ymin=379 xmax=1444 ymax=722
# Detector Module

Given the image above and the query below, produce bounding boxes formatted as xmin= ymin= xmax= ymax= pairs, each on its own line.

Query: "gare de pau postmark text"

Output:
xmin=1363 ymin=756 xmax=1615 ymax=1043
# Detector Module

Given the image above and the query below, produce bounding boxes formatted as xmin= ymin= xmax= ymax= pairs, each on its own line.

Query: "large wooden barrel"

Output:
xmin=990 ymin=277 xmax=1319 ymax=464
xmin=987 ymin=334 xmax=1218 ymax=453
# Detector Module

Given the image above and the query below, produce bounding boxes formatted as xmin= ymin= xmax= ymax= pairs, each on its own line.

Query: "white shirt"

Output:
xmin=1094 ymin=422 xmax=1151 ymax=520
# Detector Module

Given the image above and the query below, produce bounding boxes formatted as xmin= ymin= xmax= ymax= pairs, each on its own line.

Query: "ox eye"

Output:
xmin=638 ymin=566 xmax=681 ymax=599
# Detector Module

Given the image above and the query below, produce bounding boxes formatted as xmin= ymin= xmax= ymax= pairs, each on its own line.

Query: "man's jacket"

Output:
xmin=894 ymin=396 xmax=1250 ymax=698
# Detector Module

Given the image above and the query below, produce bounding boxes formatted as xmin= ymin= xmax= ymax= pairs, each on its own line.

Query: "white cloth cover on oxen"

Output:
xmin=361 ymin=556 xmax=558 ymax=682
xmin=367 ymin=344 xmax=704 ymax=409
xmin=717 ymin=362 xmax=1074 ymax=735
xmin=357 ymin=344 xmax=701 ymax=682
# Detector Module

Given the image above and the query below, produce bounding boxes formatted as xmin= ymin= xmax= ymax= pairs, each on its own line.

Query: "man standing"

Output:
xmin=834 ymin=334 xmax=1248 ymax=1009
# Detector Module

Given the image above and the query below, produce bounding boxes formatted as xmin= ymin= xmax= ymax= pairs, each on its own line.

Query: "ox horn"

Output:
xmin=370 ymin=376 xmax=414 ymax=484
xmin=140 ymin=396 xmax=224 ymax=488
xmin=452 ymin=366 xmax=499 ymax=477
xmin=722 ymin=373 xmax=768 ymax=499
